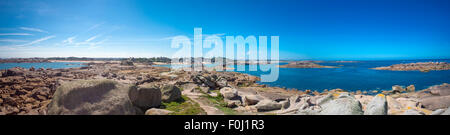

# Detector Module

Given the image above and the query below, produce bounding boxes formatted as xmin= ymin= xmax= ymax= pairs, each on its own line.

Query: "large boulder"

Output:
xmin=392 ymin=85 xmax=405 ymax=93
xmin=297 ymin=105 xmax=321 ymax=115
xmin=354 ymin=95 xmax=374 ymax=111
xmin=419 ymin=95 xmax=450 ymax=110
xmin=48 ymin=80 xmax=139 ymax=115
xmin=364 ymin=94 xmax=388 ymax=115
xmin=406 ymin=85 xmax=415 ymax=92
xmin=242 ymin=95 xmax=263 ymax=106
xmin=220 ymin=87 xmax=238 ymax=100
xmin=2 ymin=68 xmax=25 ymax=77
xmin=429 ymin=84 xmax=450 ymax=96
xmin=224 ymin=99 xmax=242 ymax=108
xmin=160 ymin=84 xmax=182 ymax=102
xmin=129 ymin=84 xmax=162 ymax=110
xmin=295 ymin=96 xmax=323 ymax=115
xmin=319 ymin=96 xmax=364 ymax=115
xmin=430 ymin=109 xmax=446 ymax=115
xmin=316 ymin=94 xmax=333 ymax=105
xmin=193 ymin=75 xmax=217 ymax=89
xmin=386 ymin=96 xmax=403 ymax=115
xmin=145 ymin=108 xmax=173 ymax=115
xmin=216 ymin=77 xmax=228 ymax=88
xmin=254 ymin=99 xmax=282 ymax=112
xmin=442 ymin=107 xmax=450 ymax=115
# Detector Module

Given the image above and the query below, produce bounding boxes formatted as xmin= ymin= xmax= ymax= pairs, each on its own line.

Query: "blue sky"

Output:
xmin=0 ymin=0 xmax=449 ymax=60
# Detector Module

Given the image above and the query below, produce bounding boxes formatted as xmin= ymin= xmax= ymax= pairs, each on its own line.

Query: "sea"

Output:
xmin=0 ymin=62 xmax=86 ymax=70
xmin=2 ymin=60 xmax=449 ymax=92
xmin=155 ymin=59 xmax=450 ymax=92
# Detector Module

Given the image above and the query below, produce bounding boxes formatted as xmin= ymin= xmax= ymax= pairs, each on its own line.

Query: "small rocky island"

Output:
xmin=278 ymin=61 xmax=337 ymax=68
xmin=372 ymin=62 xmax=450 ymax=72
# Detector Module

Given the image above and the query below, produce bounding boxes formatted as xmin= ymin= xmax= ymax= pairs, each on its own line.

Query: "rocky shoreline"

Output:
xmin=372 ymin=62 xmax=450 ymax=72
xmin=1 ymin=61 xmax=449 ymax=115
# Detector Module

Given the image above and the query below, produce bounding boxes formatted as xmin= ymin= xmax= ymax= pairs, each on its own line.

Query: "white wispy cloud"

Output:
xmin=61 ymin=35 xmax=108 ymax=48
xmin=90 ymin=38 xmax=108 ymax=46
xmin=78 ymin=36 xmax=108 ymax=47
xmin=57 ymin=22 xmax=110 ymax=49
xmin=62 ymin=36 xmax=76 ymax=44
xmin=85 ymin=34 xmax=102 ymax=42
xmin=19 ymin=27 xmax=49 ymax=33
xmin=0 ymin=39 xmax=27 ymax=42
xmin=18 ymin=35 xmax=55 ymax=46
xmin=160 ymin=33 xmax=226 ymax=41
xmin=86 ymin=22 xmax=105 ymax=32
xmin=0 ymin=46 xmax=18 ymax=51
xmin=0 ymin=33 xmax=33 ymax=36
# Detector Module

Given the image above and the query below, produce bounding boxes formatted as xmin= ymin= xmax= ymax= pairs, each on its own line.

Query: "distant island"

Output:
xmin=278 ymin=61 xmax=338 ymax=68
xmin=372 ymin=62 xmax=450 ymax=72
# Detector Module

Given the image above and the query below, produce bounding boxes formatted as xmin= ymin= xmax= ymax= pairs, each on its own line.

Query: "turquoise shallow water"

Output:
xmin=0 ymin=62 xmax=86 ymax=70
xmin=157 ymin=59 xmax=450 ymax=92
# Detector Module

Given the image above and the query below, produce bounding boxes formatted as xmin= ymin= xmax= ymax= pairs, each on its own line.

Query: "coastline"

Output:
xmin=48 ymin=60 xmax=121 ymax=63
xmin=1 ymin=61 xmax=449 ymax=115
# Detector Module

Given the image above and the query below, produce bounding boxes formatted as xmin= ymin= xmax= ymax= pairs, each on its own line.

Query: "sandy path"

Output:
xmin=182 ymin=90 xmax=224 ymax=115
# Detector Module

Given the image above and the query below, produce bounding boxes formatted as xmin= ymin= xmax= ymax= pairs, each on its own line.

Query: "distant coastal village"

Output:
xmin=0 ymin=57 xmax=450 ymax=115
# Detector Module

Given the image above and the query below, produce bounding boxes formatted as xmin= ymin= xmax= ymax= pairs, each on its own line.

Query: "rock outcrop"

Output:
xmin=419 ymin=95 xmax=450 ymax=110
xmin=242 ymin=95 xmax=263 ymax=106
xmin=254 ymin=99 xmax=282 ymax=112
xmin=2 ymin=67 xmax=26 ymax=77
xmin=429 ymin=83 xmax=450 ymax=96
xmin=278 ymin=61 xmax=337 ymax=68
xmin=220 ymin=87 xmax=239 ymax=100
xmin=293 ymin=93 xmax=364 ymax=115
xmin=372 ymin=62 xmax=450 ymax=72
xmin=430 ymin=109 xmax=446 ymax=115
xmin=442 ymin=107 xmax=450 ymax=115
xmin=145 ymin=108 xmax=173 ymax=115
xmin=319 ymin=96 xmax=364 ymax=115
xmin=160 ymin=84 xmax=181 ymax=102
xmin=129 ymin=84 xmax=162 ymax=110
xmin=364 ymin=94 xmax=388 ymax=115
xmin=48 ymin=80 xmax=140 ymax=115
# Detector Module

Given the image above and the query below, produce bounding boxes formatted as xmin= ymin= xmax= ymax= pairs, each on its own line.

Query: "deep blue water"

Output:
xmin=157 ymin=59 xmax=450 ymax=92
xmin=230 ymin=60 xmax=450 ymax=92
xmin=0 ymin=62 xmax=86 ymax=70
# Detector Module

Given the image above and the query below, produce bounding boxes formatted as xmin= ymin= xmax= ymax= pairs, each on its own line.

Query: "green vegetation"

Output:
xmin=201 ymin=90 xmax=238 ymax=115
xmin=160 ymin=95 xmax=206 ymax=115
xmin=209 ymin=89 xmax=219 ymax=93
xmin=215 ymin=105 xmax=238 ymax=115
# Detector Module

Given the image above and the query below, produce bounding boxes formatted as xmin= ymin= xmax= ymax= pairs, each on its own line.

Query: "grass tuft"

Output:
xmin=160 ymin=95 xmax=206 ymax=115
xmin=201 ymin=90 xmax=238 ymax=115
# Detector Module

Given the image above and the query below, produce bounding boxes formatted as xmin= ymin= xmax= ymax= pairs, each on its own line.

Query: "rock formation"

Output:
xmin=278 ymin=61 xmax=337 ymax=68
xmin=372 ymin=62 xmax=450 ymax=72
xmin=48 ymin=80 xmax=140 ymax=115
